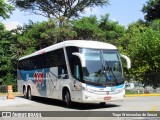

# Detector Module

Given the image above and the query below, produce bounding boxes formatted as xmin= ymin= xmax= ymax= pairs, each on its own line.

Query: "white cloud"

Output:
xmin=4 ymin=21 xmax=22 ymax=31
xmin=84 ymin=7 xmax=93 ymax=16
xmin=82 ymin=7 xmax=107 ymax=19
xmin=111 ymin=18 xmax=118 ymax=22
xmin=83 ymin=7 xmax=99 ymax=16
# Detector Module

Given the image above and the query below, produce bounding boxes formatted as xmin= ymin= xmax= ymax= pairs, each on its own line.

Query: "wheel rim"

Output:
xmin=65 ymin=92 xmax=70 ymax=107
xmin=28 ymin=90 xmax=31 ymax=99
xmin=24 ymin=89 xmax=27 ymax=98
xmin=28 ymin=88 xmax=32 ymax=100
xmin=65 ymin=93 xmax=68 ymax=103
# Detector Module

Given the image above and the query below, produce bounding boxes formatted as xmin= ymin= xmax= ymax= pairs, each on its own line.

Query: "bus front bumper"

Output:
xmin=81 ymin=89 xmax=125 ymax=103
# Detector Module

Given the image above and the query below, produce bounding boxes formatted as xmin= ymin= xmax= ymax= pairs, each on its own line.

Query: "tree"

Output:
xmin=118 ymin=20 xmax=160 ymax=88
xmin=0 ymin=0 xmax=14 ymax=19
xmin=142 ymin=0 xmax=160 ymax=22
xmin=10 ymin=0 xmax=109 ymax=20
xmin=72 ymin=14 xmax=125 ymax=42
xmin=99 ymin=14 xmax=126 ymax=44
xmin=17 ymin=19 xmax=76 ymax=53
xmin=72 ymin=15 xmax=105 ymax=40
xmin=0 ymin=22 xmax=17 ymax=90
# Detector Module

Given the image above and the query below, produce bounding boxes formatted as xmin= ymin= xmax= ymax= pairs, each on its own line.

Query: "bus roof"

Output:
xmin=19 ymin=40 xmax=117 ymax=60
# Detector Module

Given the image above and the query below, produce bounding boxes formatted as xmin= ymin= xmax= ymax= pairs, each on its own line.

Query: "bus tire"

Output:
xmin=23 ymin=87 xmax=27 ymax=99
xmin=27 ymin=87 xmax=32 ymax=100
xmin=64 ymin=91 xmax=72 ymax=108
xmin=100 ymin=102 xmax=106 ymax=106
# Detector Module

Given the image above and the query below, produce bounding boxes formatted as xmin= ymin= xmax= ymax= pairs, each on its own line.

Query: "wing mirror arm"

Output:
xmin=120 ymin=54 xmax=131 ymax=69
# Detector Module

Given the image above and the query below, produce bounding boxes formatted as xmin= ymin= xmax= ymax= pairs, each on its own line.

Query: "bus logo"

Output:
xmin=34 ymin=70 xmax=44 ymax=87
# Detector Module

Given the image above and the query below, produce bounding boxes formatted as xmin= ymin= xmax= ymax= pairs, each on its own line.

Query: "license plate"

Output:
xmin=104 ymin=96 xmax=111 ymax=100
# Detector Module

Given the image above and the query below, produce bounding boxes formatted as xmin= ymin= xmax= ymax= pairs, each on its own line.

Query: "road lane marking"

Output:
xmin=150 ymin=106 xmax=158 ymax=111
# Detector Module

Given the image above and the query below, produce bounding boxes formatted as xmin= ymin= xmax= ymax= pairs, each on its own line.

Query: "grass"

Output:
xmin=125 ymin=90 xmax=138 ymax=94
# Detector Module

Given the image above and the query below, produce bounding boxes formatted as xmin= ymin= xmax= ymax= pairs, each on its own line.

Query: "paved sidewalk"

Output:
xmin=0 ymin=96 xmax=32 ymax=107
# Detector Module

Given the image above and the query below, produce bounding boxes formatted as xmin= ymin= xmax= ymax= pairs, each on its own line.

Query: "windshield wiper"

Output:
xmin=96 ymin=67 xmax=115 ymax=86
xmin=104 ymin=61 xmax=118 ymax=86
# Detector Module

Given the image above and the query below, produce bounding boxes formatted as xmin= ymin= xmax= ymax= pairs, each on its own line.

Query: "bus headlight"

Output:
xmin=87 ymin=88 xmax=96 ymax=93
xmin=116 ymin=88 xmax=124 ymax=92
xmin=82 ymin=87 xmax=97 ymax=93
xmin=81 ymin=84 xmax=97 ymax=93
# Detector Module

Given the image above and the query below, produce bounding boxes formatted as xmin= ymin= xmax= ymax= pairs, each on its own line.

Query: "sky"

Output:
xmin=1 ymin=0 xmax=148 ymax=30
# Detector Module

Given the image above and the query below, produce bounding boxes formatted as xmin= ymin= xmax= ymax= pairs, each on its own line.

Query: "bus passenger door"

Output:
xmin=65 ymin=47 xmax=83 ymax=102
xmin=72 ymin=79 xmax=82 ymax=102
xmin=71 ymin=65 xmax=83 ymax=102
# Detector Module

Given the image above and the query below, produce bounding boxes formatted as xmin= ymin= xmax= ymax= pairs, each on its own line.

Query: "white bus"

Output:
xmin=17 ymin=40 xmax=131 ymax=107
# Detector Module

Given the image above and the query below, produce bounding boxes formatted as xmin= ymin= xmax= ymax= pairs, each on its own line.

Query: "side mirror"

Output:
xmin=120 ymin=54 xmax=131 ymax=69
xmin=72 ymin=52 xmax=86 ymax=67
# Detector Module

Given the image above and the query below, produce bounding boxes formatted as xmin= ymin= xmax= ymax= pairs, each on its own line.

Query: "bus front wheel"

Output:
xmin=64 ymin=91 xmax=72 ymax=108
xmin=100 ymin=102 xmax=106 ymax=106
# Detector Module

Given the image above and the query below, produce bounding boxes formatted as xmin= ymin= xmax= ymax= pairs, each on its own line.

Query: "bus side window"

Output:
xmin=58 ymin=67 xmax=68 ymax=79
xmin=57 ymin=49 xmax=68 ymax=79
xmin=73 ymin=65 xmax=80 ymax=80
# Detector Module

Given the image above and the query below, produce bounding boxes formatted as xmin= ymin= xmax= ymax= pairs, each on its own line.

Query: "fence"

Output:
xmin=126 ymin=85 xmax=160 ymax=94
xmin=125 ymin=72 xmax=160 ymax=94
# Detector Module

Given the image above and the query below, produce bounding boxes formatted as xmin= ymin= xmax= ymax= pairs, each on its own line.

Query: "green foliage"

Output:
xmin=118 ymin=20 xmax=160 ymax=87
xmin=16 ymin=19 xmax=77 ymax=56
xmin=72 ymin=15 xmax=105 ymax=41
xmin=0 ymin=0 xmax=14 ymax=19
xmin=125 ymin=90 xmax=138 ymax=94
xmin=0 ymin=22 xmax=17 ymax=91
xmin=142 ymin=0 xmax=160 ymax=22
xmin=17 ymin=20 xmax=56 ymax=52
xmin=99 ymin=14 xmax=126 ymax=44
xmin=72 ymin=14 xmax=125 ymax=42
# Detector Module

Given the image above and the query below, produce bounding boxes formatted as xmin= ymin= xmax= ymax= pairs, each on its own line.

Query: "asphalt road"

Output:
xmin=0 ymin=96 xmax=160 ymax=120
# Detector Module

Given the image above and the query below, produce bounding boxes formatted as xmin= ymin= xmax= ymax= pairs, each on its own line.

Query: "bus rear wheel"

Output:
xmin=23 ymin=87 xmax=27 ymax=99
xmin=27 ymin=87 xmax=32 ymax=100
xmin=64 ymin=91 xmax=72 ymax=108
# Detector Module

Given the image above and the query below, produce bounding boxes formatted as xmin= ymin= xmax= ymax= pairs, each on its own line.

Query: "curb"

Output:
xmin=0 ymin=92 xmax=23 ymax=97
xmin=126 ymin=94 xmax=160 ymax=97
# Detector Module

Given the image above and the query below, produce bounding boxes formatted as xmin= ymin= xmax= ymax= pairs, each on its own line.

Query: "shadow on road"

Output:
xmin=17 ymin=96 xmax=121 ymax=110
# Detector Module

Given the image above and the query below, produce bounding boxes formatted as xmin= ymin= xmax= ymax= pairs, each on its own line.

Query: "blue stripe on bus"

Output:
xmin=116 ymin=84 xmax=124 ymax=89
xmin=86 ymin=83 xmax=124 ymax=89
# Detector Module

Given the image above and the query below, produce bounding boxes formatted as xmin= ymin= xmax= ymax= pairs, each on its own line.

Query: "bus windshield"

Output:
xmin=80 ymin=48 xmax=124 ymax=86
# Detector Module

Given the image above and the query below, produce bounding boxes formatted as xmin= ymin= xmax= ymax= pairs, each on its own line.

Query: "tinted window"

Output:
xmin=18 ymin=48 xmax=68 ymax=79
